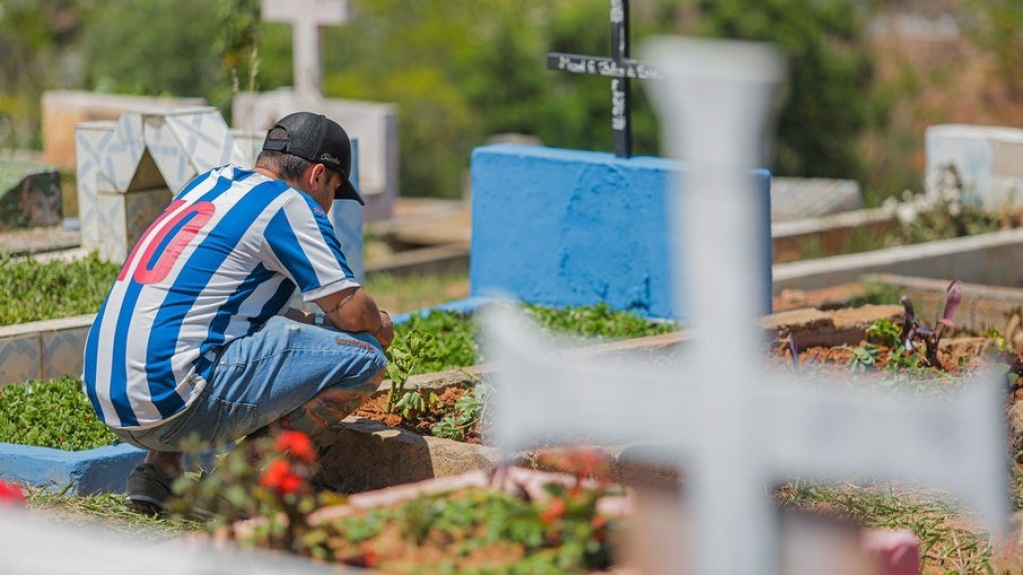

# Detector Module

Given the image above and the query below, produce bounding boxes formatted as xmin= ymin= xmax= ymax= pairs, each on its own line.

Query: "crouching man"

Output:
xmin=83 ymin=112 xmax=393 ymax=514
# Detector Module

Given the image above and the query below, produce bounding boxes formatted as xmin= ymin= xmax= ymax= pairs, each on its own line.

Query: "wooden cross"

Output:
xmin=261 ymin=0 xmax=350 ymax=98
xmin=486 ymin=37 xmax=1008 ymax=575
xmin=546 ymin=0 xmax=661 ymax=158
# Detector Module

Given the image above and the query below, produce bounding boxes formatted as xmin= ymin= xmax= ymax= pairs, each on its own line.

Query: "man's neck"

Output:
xmin=254 ymin=166 xmax=280 ymax=180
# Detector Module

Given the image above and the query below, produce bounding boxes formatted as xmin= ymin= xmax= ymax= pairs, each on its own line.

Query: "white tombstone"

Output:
xmin=75 ymin=107 xmax=364 ymax=279
xmin=261 ymin=0 xmax=350 ymax=98
xmin=925 ymin=124 xmax=1023 ymax=209
xmin=234 ymin=0 xmax=398 ymax=222
xmin=484 ymin=37 xmax=1008 ymax=575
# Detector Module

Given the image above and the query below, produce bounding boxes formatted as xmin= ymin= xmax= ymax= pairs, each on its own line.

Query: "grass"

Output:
xmin=776 ymin=482 xmax=993 ymax=574
xmin=24 ymin=485 xmax=200 ymax=539
xmin=365 ymin=271 xmax=469 ymax=314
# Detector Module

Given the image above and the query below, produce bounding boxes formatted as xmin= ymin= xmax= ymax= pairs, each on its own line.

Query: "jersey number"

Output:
xmin=118 ymin=200 xmax=216 ymax=285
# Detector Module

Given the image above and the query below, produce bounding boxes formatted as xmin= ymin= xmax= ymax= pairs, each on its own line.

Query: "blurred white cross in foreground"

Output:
xmin=484 ymin=36 xmax=1008 ymax=575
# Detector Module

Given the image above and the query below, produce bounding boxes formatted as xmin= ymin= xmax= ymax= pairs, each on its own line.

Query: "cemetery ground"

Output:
xmin=4 ymin=257 xmax=1023 ymax=573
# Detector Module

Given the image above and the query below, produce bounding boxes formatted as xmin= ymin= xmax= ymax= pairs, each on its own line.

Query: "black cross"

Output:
xmin=546 ymin=0 xmax=661 ymax=158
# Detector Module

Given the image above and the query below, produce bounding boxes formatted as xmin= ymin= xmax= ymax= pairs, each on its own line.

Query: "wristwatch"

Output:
xmin=313 ymin=313 xmax=326 ymax=327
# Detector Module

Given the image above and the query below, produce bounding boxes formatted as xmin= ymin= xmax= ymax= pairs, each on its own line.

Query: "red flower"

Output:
xmin=0 ymin=480 xmax=25 ymax=505
xmin=360 ymin=549 xmax=379 ymax=568
xmin=539 ymin=497 xmax=566 ymax=524
xmin=275 ymin=430 xmax=316 ymax=463
xmin=260 ymin=459 xmax=303 ymax=494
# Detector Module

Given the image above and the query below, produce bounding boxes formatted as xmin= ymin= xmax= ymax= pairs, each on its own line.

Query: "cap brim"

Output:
xmin=335 ymin=178 xmax=365 ymax=205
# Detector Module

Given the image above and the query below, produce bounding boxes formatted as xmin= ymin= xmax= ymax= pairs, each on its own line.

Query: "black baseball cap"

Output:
xmin=262 ymin=112 xmax=364 ymax=205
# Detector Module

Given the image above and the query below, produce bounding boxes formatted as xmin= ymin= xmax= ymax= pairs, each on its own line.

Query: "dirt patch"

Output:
xmin=352 ymin=384 xmax=483 ymax=444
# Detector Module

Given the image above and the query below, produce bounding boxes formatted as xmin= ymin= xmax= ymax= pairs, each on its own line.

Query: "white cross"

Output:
xmin=262 ymin=0 xmax=349 ymax=98
xmin=483 ymin=37 xmax=1008 ymax=575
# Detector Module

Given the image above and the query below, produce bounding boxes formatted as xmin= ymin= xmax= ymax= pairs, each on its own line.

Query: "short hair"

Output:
xmin=255 ymin=148 xmax=313 ymax=183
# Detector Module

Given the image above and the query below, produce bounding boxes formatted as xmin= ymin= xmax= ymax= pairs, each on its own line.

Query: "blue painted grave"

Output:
xmin=469 ymin=144 xmax=773 ymax=320
xmin=0 ymin=442 xmax=143 ymax=495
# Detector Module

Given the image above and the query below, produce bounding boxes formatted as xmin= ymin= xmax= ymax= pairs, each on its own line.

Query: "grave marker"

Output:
xmin=546 ymin=0 xmax=661 ymax=158
xmin=235 ymin=1 xmax=398 ymax=221
xmin=261 ymin=0 xmax=350 ymax=97
xmin=485 ymin=37 xmax=1008 ymax=575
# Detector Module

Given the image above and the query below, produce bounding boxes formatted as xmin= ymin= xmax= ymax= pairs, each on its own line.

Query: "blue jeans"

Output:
xmin=114 ymin=316 xmax=387 ymax=451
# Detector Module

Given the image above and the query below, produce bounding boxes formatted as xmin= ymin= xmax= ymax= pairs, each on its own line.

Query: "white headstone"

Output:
xmin=261 ymin=0 xmax=350 ymax=98
xmin=484 ymin=37 xmax=1008 ymax=575
xmin=926 ymin=124 xmax=1023 ymax=209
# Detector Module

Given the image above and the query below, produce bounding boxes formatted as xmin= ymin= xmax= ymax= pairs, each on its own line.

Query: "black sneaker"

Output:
xmin=126 ymin=463 xmax=177 ymax=516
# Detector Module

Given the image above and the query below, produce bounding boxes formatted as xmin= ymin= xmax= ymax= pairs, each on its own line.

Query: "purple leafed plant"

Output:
xmin=898 ymin=280 xmax=963 ymax=368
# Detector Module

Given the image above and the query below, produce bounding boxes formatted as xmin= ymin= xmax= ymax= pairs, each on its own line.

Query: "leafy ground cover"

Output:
xmin=0 ymin=377 xmax=118 ymax=450
xmin=0 ymin=252 xmax=118 ymax=325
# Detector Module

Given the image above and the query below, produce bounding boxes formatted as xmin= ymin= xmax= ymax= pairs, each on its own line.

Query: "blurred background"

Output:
xmin=0 ymin=0 xmax=1020 ymax=208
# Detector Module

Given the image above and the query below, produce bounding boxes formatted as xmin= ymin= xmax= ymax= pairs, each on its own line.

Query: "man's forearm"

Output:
xmin=319 ymin=288 xmax=383 ymax=335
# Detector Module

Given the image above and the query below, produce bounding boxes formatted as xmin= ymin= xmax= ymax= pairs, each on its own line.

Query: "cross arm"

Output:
xmin=757 ymin=376 xmax=1009 ymax=531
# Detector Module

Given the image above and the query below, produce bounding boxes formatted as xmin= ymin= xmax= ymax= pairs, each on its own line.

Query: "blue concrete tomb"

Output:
xmin=469 ymin=144 xmax=772 ymax=320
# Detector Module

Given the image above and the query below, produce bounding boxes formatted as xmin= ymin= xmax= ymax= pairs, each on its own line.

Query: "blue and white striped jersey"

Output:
xmin=83 ymin=165 xmax=358 ymax=429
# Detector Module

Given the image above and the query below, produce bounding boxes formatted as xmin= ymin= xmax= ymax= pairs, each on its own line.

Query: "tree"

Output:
xmin=79 ymin=0 xmax=222 ymax=97
xmin=691 ymin=0 xmax=879 ymax=180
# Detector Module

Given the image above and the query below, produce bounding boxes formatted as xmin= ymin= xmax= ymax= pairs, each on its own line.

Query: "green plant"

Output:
xmin=384 ymin=328 xmax=440 ymax=416
xmin=432 ymin=379 xmax=489 ymax=442
xmin=0 ymin=377 xmax=118 ymax=451
xmin=865 ymin=319 xmax=901 ymax=349
xmin=392 ymin=312 xmax=477 ymax=375
xmin=899 ymin=280 xmax=963 ymax=368
xmin=847 ymin=343 xmax=881 ymax=374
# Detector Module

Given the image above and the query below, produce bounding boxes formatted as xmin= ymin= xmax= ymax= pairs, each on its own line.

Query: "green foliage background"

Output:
xmin=2 ymin=1 xmax=1023 ymax=203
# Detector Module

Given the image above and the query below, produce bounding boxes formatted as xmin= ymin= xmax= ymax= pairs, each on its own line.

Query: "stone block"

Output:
xmin=470 ymin=144 xmax=773 ymax=319
xmin=43 ymin=90 xmax=206 ymax=170
xmin=0 ymin=158 xmax=62 ymax=230
xmin=926 ymin=124 xmax=1023 ymax=209
xmin=317 ymin=417 xmax=503 ymax=492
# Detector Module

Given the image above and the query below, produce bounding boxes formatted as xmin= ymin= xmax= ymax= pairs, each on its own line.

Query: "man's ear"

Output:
xmin=306 ymin=163 xmax=326 ymax=188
